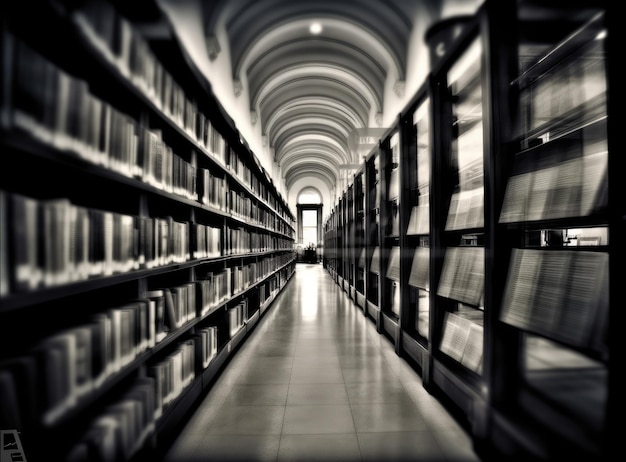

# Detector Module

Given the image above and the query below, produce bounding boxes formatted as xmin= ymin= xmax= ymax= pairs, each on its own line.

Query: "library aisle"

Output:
xmin=160 ymin=263 xmax=482 ymax=462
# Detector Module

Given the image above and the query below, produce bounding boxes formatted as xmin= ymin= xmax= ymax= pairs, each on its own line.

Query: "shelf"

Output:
xmin=0 ymin=1 xmax=296 ymax=460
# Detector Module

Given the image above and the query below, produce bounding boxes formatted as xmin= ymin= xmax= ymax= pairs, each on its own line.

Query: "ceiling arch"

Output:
xmin=199 ymin=0 xmax=449 ymax=203
xmin=227 ymin=4 xmax=409 ymax=81
xmin=250 ymin=62 xmax=383 ymax=119
xmin=257 ymin=79 xmax=372 ymax=132
xmin=264 ymin=98 xmax=364 ymax=136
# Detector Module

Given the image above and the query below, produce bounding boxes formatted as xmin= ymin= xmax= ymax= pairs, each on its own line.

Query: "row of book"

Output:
xmin=0 ymin=265 xmax=289 ymax=430
xmin=0 ymin=269 xmax=246 ymax=433
xmin=64 ymin=376 xmax=159 ymax=462
xmin=259 ymin=274 xmax=282 ymax=308
xmin=2 ymin=31 xmax=294 ymax=237
xmin=0 ymin=190 xmax=297 ymax=297
xmin=73 ymin=1 xmax=226 ymax=163
xmin=226 ymin=188 xmax=294 ymax=239
xmin=5 ymin=33 xmax=198 ymax=199
xmin=500 ymin=248 xmax=608 ymax=355
xmin=0 ymin=191 xmax=226 ymax=295
xmin=226 ymin=148 xmax=292 ymax=228
xmin=225 ymin=225 xmax=292 ymax=256
xmin=227 ymin=301 xmax=248 ymax=338
xmin=66 ymin=338 xmax=197 ymax=462
xmin=74 ymin=2 xmax=294 ymax=229
xmin=195 ymin=326 xmax=218 ymax=369
xmin=148 ymin=340 xmax=196 ymax=415
xmin=226 ymin=147 xmax=254 ymax=192
xmin=61 ymin=323 xmax=223 ymax=462
xmin=198 ymin=168 xmax=227 ymax=212
xmin=230 ymin=252 xmax=294 ymax=296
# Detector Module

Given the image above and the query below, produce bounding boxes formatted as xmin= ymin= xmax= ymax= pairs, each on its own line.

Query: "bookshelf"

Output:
xmin=345 ymin=184 xmax=355 ymax=300
xmin=380 ymin=129 xmax=401 ymax=344
xmin=353 ymin=171 xmax=366 ymax=310
xmin=489 ymin=4 xmax=614 ymax=459
xmin=402 ymin=94 xmax=432 ymax=372
xmin=364 ymin=150 xmax=381 ymax=328
xmin=0 ymin=1 xmax=296 ymax=461
xmin=323 ymin=1 xmax=617 ymax=459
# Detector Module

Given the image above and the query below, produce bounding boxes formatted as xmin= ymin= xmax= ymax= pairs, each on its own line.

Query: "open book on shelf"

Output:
xmin=437 ymin=246 xmax=484 ymax=307
xmin=500 ymin=248 xmax=608 ymax=355
xmin=439 ymin=310 xmax=483 ymax=373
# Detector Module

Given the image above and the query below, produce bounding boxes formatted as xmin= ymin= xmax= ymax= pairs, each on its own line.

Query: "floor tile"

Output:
xmin=206 ymin=405 xmax=285 ymax=435
xmin=282 ymin=404 xmax=355 ymax=434
xmin=224 ymin=383 xmax=290 ymax=406
xmin=345 ymin=380 xmax=415 ymax=405
xmin=290 ymin=365 xmax=344 ymax=384
xmin=287 ymin=383 xmax=350 ymax=404
xmin=193 ymin=434 xmax=280 ymax=462
xmin=278 ymin=434 xmax=361 ymax=462
xmin=350 ymin=402 xmax=428 ymax=433
xmin=357 ymin=431 xmax=447 ymax=462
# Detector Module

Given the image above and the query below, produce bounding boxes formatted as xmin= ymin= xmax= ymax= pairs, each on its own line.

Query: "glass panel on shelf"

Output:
xmin=446 ymin=37 xmax=484 ymax=232
xmin=406 ymin=99 xmax=431 ymax=341
xmin=497 ymin=7 xmax=609 ymax=455
xmin=501 ymin=13 xmax=608 ymax=225
xmin=387 ymin=132 xmax=400 ymax=238
xmin=436 ymin=37 xmax=485 ymax=374
xmin=408 ymin=100 xmax=431 ymax=236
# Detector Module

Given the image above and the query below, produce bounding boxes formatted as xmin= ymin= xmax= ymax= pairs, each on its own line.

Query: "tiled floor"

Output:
xmin=160 ymin=264 xmax=482 ymax=462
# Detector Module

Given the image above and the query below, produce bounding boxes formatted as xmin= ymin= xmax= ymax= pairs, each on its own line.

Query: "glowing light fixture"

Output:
xmin=309 ymin=22 xmax=323 ymax=35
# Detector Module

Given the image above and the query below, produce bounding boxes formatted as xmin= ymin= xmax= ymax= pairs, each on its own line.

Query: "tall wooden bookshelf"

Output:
xmin=0 ymin=1 xmax=296 ymax=461
xmin=379 ymin=127 xmax=401 ymax=346
xmin=323 ymin=0 xmax=618 ymax=459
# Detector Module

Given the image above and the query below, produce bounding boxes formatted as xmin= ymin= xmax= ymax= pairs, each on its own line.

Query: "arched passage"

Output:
xmin=296 ymin=187 xmax=324 ymax=262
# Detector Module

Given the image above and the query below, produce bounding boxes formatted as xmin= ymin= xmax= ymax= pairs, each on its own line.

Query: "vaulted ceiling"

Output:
xmin=195 ymin=0 xmax=460 ymax=202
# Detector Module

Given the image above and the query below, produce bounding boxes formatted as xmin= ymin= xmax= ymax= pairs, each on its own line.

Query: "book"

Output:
xmin=90 ymin=312 xmax=112 ymax=389
xmin=460 ymin=321 xmax=483 ymax=373
xmin=407 ymin=203 xmax=429 ymax=236
xmin=416 ymin=290 xmax=430 ymax=339
xmin=370 ymin=246 xmax=380 ymax=275
xmin=72 ymin=326 xmax=94 ymax=400
xmin=11 ymin=37 xmax=52 ymax=135
xmin=10 ymin=192 xmax=41 ymax=292
xmin=41 ymin=198 xmax=72 ymax=287
xmin=35 ymin=331 xmax=77 ymax=425
xmin=71 ymin=205 xmax=91 ymax=282
xmin=161 ymin=287 xmax=179 ymax=331
xmin=499 ymin=173 xmax=531 ymax=223
xmin=386 ymin=246 xmax=400 ymax=281
xmin=560 ymin=251 xmax=609 ymax=352
xmin=500 ymin=249 xmax=609 ymax=353
xmin=408 ymin=246 xmax=429 ymax=290
xmin=118 ymin=304 xmax=137 ymax=368
xmin=439 ymin=312 xmax=471 ymax=362
xmin=0 ymin=366 xmax=24 ymax=430
xmin=0 ymin=190 xmax=9 ymax=296
xmin=437 ymin=247 xmax=484 ymax=306
xmin=389 ymin=281 xmax=400 ymax=316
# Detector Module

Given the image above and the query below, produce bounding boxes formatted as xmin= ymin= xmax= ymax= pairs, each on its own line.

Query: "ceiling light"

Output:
xmin=309 ymin=22 xmax=323 ymax=35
